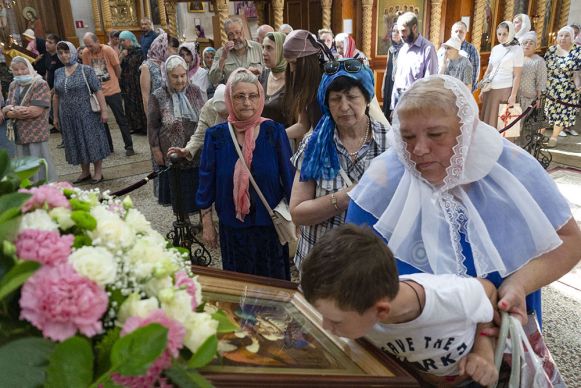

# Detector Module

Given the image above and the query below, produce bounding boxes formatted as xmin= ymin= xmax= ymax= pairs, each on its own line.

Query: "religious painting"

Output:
xmin=193 ymin=267 xmax=419 ymax=386
xmin=188 ymin=0 xmax=205 ymax=13
xmin=375 ymin=0 xmax=426 ymax=57
xmin=110 ymin=0 xmax=138 ymax=27
xmin=541 ymin=0 xmax=554 ymax=46
xmin=234 ymin=1 xmax=258 ymax=19
xmin=480 ymin=0 xmax=498 ymax=52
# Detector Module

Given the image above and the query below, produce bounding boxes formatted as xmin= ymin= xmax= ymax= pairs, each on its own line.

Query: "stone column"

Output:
xmin=429 ymin=0 xmax=443 ymax=48
xmin=91 ymin=0 xmax=103 ymax=32
xmin=272 ymin=0 xmax=284 ymax=30
xmin=535 ymin=0 xmax=546 ymax=38
xmin=216 ymin=0 xmax=229 ymax=45
xmin=472 ymin=0 xmax=486 ymax=52
xmin=361 ymin=0 xmax=373 ymax=57
xmin=158 ymin=0 xmax=168 ymax=30
xmin=560 ymin=0 xmax=571 ymax=29
xmin=165 ymin=1 xmax=178 ymax=37
xmin=504 ymin=0 xmax=515 ymax=22
xmin=321 ymin=0 xmax=332 ymax=30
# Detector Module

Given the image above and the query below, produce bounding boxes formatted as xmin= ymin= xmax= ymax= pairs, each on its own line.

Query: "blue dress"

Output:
xmin=196 ymin=120 xmax=295 ymax=280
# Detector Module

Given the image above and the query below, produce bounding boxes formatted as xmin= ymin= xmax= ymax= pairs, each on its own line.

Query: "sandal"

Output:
xmin=73 ymin=175 xmax=92 ymax=184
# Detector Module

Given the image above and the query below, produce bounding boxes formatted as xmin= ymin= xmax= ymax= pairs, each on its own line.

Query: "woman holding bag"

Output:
xmin=479 ymin=21 xmax=523 ymax=127
xmin=196 ymin=68 xmax=294 ymax=280
xmin=53 ymin=41 xmax=109 ymax=184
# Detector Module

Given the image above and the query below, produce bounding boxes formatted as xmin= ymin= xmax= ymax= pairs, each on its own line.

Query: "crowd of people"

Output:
xmin=1 ymin=10 xmax=580 ymax=386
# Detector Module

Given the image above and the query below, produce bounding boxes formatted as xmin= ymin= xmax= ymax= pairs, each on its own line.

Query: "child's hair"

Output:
xmin=300 ymin=224 xmax=399 ymax=314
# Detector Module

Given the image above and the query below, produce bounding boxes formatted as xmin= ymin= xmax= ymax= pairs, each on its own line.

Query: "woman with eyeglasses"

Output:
xmin=289 ymin=59 xmax=390 ymax=272
xmin=147 ymin=55 xmax=205 ymax=214
xmin=196 ymin=68 xmax=294 ymax=280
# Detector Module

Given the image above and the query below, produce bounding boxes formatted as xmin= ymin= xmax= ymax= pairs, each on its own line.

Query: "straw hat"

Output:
xmin=22 ymin=29 xmax=35 ymax=41
xmin=443 ymin=36 xmax=462 ymax=51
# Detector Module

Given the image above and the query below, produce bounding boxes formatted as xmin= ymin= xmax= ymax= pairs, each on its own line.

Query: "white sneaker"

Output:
xmin=558 ymin=131 xmax=567 ymax=137
xmin=565 ymin=129 xmax=579 ymax=136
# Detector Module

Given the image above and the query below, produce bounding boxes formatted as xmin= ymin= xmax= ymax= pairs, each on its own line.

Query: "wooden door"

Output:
xmin=284 ymin=0 xmax=322 ymax=33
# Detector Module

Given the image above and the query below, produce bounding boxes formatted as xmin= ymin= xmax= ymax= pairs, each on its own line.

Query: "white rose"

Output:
xmin=144 ymin=276 xmax=173 ymax=298
xmin=89 ymin=206 xmax=136 ymax=251
xmin=68 ymin=246 xmax=117 ymax=286
xmin=191 ymin=276 xmax=203 ymax=308
xmin=161 ymin=289 xmax=194 ymax=325
xmin=126 ymin=236 xmax=177 ymax=280
xmin=125 ymin=208 xmax=152 ymax=235
xmin=19 ymin=209 xmax=58 ymax=232
xmin=49 ymin=207 xmax=75 ymax=230
xmin=183 ymin=312 xmax=219 ymax=353
xmin=116 ymin=293 xmax=159 ymax=326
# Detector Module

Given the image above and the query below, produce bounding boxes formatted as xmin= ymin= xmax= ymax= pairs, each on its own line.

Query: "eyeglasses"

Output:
xmin=323 ymin=58 xmax=364 ymax=75
xmin=233 ymin=93 xmax=260 ymax=103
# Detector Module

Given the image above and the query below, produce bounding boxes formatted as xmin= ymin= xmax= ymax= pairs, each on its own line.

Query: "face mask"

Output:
xmin=14 ymin=75 xmax=33 ymax=84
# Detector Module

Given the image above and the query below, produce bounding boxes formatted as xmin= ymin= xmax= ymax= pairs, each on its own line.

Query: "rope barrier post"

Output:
xmin=166 ymin=153 xmax=212 ymax=267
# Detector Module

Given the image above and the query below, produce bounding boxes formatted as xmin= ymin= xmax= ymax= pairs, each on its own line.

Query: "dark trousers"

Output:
xmin=104 ymin=93 xmax=133 ymax=151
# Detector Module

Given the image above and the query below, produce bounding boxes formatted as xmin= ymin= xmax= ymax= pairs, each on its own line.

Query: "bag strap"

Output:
xmin=80 ymin=66 xmax=93 ymax=95
xmin=15 ymin=79 xmax=38 ymax=107
xmin=339 ymin=168 xmax=353 ymax=187
xmin=487 ymin=48 xmax=511 ymax=82
xmin=228 ymin=123 xmax=276 ymax=217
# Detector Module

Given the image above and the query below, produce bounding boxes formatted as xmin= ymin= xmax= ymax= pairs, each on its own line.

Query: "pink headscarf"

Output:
xmin=343 ymin=35 xmax=357 ymax=58
xmin=178 ymin=42 xmax=200 ymax=79
xmin=225 ymin=68 xmax=267 ymax=221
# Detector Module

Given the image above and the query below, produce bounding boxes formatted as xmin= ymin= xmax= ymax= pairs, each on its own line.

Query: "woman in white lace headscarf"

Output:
xmin=347 ymin=75 xmax=581 ymax=327
xmin=513 ymin=14 xmax=531 ymax=40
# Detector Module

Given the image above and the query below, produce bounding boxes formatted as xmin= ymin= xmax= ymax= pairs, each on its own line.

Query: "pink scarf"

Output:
xmin=224 ymin=68 xmax=267 ymax=221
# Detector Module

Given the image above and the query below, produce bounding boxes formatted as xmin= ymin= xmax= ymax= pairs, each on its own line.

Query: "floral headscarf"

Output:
xmin=201 ymin=47 xmax=215 ymax=68
xmin=147 ymin=33 xmax=169 ymax=63
xmin=178 ymin=42 xmax=200 ymax=79
xmin=224 ymin=68 xmax=267 ymax=221
xmin=56 ymin=41 xmax=78 ymax=67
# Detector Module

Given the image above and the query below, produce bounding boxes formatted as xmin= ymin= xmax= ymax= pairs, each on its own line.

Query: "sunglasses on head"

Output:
xmin=323 ymin=58 xmax=364 ymax=75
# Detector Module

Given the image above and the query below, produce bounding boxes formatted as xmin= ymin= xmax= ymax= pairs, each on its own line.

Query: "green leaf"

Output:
xmin=95 ymin=327 xmax=121 ymax=376
xmin=165 ymin=365 xmax=214 ymax=388
xmin=71 ymin=210 xmax=97 ymax=231
xmin=0 ymin=150 xmax=10 ymax=181
xmin=211 ymin=310 xmax=238 ymax=333
xmin=0 ymin=337 xmax=55 ymax=388
xmin=0 ymin=260 xmax=40 ymax=301
xmin=0 ymin=216 xmax=22 ymax=242
xmin=73 ymin=234 xmax=93 ymax=249
xmin=0 ymin=192 xmax=30 ymax=215
xmin=188 ymin=335 xmax=217 ymax=368
xmin=69 ymin=198 xmax=92 ymax=212
xmin=46 ymin=336 xmax=94 ymax=388
xmin=110 ymin=323 xmax=168 ymax=376
xmin=12 ymin=157 xmax=42 ymax=182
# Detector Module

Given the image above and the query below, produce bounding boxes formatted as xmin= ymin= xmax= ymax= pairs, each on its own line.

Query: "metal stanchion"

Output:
xmin=166 ymin=153 xmax=212 ymax=266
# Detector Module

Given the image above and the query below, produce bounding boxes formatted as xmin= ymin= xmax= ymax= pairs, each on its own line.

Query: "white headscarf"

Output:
xmin=349 ymin=75 xmax=570 ymax=277
xmin=514 ymin=14 xmax=532 ymax=39
xmin=164 ymin=55 xmax=197 ymax=122
xmin=499 ymin=21 xmax=518 ymax=46
xmin=10 ymin=56 xmax=42 ymax=85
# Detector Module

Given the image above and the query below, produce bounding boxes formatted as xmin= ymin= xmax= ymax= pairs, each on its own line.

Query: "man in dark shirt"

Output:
xmin=139 ymin=18 xmax=158 ymax=56
xmin=44 ymin=33 xmax=64 ymax=89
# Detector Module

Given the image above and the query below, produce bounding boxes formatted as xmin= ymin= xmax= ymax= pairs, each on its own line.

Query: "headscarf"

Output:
xmin=349 ymin=75 xmax=569 ymax=278
xmin=300 ymin=61 xmax=375 ymax=181
xmin=499 ymin=21 xmax=519 ymax=46
xmin=335 ymin=33 xmax=358 ymax=58
xmin=224 ymin=68 xmax=267 ymax=221
xmin=119 ymin=30 xmax=140 ymax=47
xmin=518 ymin=31 xmax=537 ymax=46
xmin=165 ymin=55 xmax=198 ymax=122
xmin=202 ymin=47 xmax=216 ymax=68
xmin=514 ymin=14 xmax=531 ymax=39
xmin=10 ymin=56 xmax=42 ymax=85
xmin=178 ymin=42 xmax=200 ymax=79
xmin=558 ymin=26 xmax=576 ymax=41
xmin=265 ymin=32 xmax=287 ymax=73
xmin=56 ymin=41 xmax=78 ymax=67
xmin=147 ymin=33 xmax=169 ymax=63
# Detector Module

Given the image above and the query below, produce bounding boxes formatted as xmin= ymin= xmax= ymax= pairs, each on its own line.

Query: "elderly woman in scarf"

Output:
xmin=2 ymin=56 xmax=57 ymax=182
xmin=179 ymin=42 xmax=209 ymax=101
xmin=289 ymin=59 xmax=390 ymax=271
xmin=119 ymin=31 xmax=147 ymax=135
xmin=53 ymin=41 xmax=110 ymax=184
xmin=334 ymin=33 xmax=368 ymax=64
xmin=261 ymin=31 xmax=289 ymax=126
xmin=201 ymin=47 xmax=216 ymax=70
xmin=347 ymin=75 xmax=581 ymax=331
xmin=479 ymin=21 xmax=523 ymax=127
xmin=148 ymin=55 xmax=205 ymax=213
xmin=196 ymin=68 xmax=294 ymax=280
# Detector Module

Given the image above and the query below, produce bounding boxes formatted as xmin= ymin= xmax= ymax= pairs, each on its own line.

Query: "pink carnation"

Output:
xmin=19 ymin=263 xmax=108 ymax=342
xmin=113 ymin=310 xmax=185 ymax=387
xmin=20 ymin=185 xmax=70 ymax=213
xmin=52 ymin=181 xmax=73 ymax=190
xmin=16 ymin=229 xmax=74 ymax=266
xmin=175 ymin=271 xmax=199 ymax=310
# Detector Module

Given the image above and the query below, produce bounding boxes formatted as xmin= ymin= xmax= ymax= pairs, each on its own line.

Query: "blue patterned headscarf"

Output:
xmin=300 ymin=62 xmax=375 ymax=181
xmin=119 ymin=31 xmax=140 ymax=47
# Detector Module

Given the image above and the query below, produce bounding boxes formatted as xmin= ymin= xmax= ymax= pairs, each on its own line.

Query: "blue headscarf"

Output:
xmin=300 ymin=62 xmax=375 ymax=181
xmin=56 ymin=41 xmax=78 ymax=67
xmin=119 ymin=31 xmax=140 ymax=47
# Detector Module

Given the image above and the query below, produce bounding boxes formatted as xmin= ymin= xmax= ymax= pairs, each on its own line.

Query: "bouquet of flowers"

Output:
xmin=0 ymin=150 xmax=236 ymax=387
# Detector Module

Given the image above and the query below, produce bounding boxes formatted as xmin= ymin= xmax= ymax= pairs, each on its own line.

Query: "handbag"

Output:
xmin=228 ymin=123 xmax=297 ymax=246
xmin=478 ymin=49 xmax=510 ymax=93
xmin=498 ymin=103 xmax=522 ymax=136
xmin=81 ymin=66 xmax=101 ymax=113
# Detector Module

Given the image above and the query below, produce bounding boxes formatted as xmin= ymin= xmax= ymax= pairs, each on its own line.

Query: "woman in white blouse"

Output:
xmin=479 ymin=21 xmax=523 ymax=127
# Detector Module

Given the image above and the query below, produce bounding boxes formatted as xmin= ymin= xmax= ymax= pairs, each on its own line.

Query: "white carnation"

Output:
xmin=68 ymin=246 xmax=117 ymax=286
xmin=183 ymin=312 xmax=219 ymax=353
xmin=19 ymin=209 xmax=58 ymax=232
xmin=49 ymin=207 xmax=75 ymax=230
xmin=89 ymin=206 xmax=136 ymax=251
xmin=160 ymin=289 xmax=194 ymax=325
xmin=125 ymin=208 xmax=153 ymax=235
xmin=126 ymin=236 xmax=177 ymax=280
xmin=116 ymin=293 xmax=159 ymax=326
xmin=144 ymin=276 xmax=173 ymax=298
